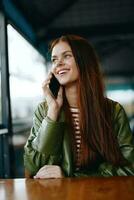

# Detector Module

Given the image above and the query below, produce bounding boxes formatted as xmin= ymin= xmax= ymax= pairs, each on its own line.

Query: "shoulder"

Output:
xmin=106 ymin=98 xmax=126 ymax=120
xmin=106 ymin=97 xmax=122 ymax=108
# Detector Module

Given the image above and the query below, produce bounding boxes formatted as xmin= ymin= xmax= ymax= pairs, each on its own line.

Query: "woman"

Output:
xmin=24 ymin=35 xmax=134 ymax=178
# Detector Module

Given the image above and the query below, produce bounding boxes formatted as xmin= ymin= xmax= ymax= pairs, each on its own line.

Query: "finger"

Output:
xmin=42 ymin=79 xmax=54 ymax=97
xmin=35 ymin=171 xmax=62 ymax=179
xmin=58 ymin=86 xmax=63 ymax=95
xmin=42 ymin=78 xmax=51 ymax=87
xmin=57 ymin=86 xmax=63 ymax=98
xmin=48 ymin=72 xmax=53 ymax=79
xmin=42 ymin=72 xmax=53 ymax=86
xmin=35 ymin=165 xmax=56 ymax=176
xmin=42 ymin=81 xmax=50 ymax=89
xmin=36 ymin=165 xmax=50 ymax=174
xmin=48 ymin=68 xmax=53 ymax=74
xmin=35 ymin=166 xmax=63 ymax=179
xmin=36 ymin=167 xmax=59 ymax=176
xmin=46 ymin=167 xmax=63 ymax=177
xmin=34 ymin=171 xmax=54 ymax=179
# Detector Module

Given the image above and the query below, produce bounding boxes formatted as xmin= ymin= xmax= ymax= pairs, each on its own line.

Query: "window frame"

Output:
xmin=0 ymin=11 xmax=13 ymax=178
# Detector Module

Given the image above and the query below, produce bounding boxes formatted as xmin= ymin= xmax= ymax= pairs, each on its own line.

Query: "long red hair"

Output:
xmin=49 ymin=35 xmax=128 ymax=169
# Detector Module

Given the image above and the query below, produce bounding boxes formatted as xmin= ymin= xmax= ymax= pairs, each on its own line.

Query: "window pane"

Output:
xmin=7 ymin=24 xmax=47 ymax=177
xmin=0 ymin=69 xmax=1 ymax=124
xmin=7 ymin=25 xmax=46 ymax=123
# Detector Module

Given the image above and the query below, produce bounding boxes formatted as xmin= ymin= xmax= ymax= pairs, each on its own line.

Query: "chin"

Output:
xmin=60 ymin=79 xmax=78 ymax=87
xmin=59 ymin=80 xmax=69 ymax=86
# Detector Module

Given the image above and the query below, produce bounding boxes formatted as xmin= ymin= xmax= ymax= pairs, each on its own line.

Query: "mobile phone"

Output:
xmin=49 ymin=74 xmax=60 ymax=98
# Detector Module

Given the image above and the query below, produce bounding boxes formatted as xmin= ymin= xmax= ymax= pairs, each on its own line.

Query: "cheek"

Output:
xmin=74 ymin=69 xmax=79 ymax=79
xmin=68 ymin=59 xmax=77 ymax=69
xmin=72 ymin=62 xmax=79 ymax=75
xmin=51 ymin=64 xmax=57 ymax=73
xmin=71 ymin=66 xmax=79 ymax=80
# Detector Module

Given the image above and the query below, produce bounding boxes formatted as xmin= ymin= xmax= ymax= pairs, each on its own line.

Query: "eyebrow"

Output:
xmin=51 ymin=50 xmax=72 ymax=58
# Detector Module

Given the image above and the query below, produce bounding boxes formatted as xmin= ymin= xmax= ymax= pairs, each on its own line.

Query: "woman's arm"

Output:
xmin=24 ymin=102 xmax=65 ymax=177
xmin=98 ymin=102 xmax=134 ymax=176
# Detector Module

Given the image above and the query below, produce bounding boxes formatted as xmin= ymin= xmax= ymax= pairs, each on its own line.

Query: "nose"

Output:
xmin=57 ymin=57 xmax=64 ymax=66
xmin=54 ymin=57 xmax=65 ymax=69
xmin=52 ymin=57 xmax=65 ymax=73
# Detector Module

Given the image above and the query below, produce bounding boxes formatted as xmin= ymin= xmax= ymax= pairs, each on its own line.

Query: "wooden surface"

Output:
xmin=0 ymin=176 xmax=134 ymax=200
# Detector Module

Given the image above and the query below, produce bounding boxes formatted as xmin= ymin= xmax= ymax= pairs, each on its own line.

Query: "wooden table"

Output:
xmin=0 ymin=177 xmax=134 ymax=200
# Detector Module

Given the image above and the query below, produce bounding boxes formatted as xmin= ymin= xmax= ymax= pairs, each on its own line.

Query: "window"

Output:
xmin=7 ymin=25 xmax=46 ymax=124
xmin=7 ymin=24 xmax=47 ymax=177
xmin=0 ymin=68 xmax=1 ymax=124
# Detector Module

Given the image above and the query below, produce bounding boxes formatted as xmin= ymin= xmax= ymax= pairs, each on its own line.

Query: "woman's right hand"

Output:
xmin=42 ymin=73 xmax=63 ymax=121
xmin=34 ymin=165 xmax=64 ymax=179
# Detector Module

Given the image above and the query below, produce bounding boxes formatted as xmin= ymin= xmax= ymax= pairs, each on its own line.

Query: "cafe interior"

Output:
xmin=0 ymin=0 xmax=134 ymax=199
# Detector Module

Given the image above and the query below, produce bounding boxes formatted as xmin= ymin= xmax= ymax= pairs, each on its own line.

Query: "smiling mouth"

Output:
xmin=58 ymin=69 xmax=70 ymax=75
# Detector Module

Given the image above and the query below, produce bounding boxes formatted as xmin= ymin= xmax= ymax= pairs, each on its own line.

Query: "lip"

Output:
xmin=56 ymin=68 xmax=70 ymax=75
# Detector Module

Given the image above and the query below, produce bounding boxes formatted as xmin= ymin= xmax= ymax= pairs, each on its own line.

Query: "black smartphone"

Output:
xmin=49 ymin=74 xmax=60 ymax=98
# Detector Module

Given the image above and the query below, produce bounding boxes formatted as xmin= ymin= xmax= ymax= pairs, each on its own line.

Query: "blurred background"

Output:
xmin=0 ymin=0 xmax=134 ymax=178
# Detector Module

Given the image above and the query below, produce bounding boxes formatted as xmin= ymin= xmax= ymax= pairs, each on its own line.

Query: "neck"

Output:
xmin=65 ymin=82 xmax=78 ymax=108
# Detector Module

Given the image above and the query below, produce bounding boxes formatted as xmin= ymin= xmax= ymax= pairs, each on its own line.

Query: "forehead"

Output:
xmin=51 ymin=41 xmax=71 ymax=56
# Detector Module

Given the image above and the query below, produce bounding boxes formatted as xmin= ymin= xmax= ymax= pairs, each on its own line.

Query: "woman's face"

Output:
xmin=51 ymin=41 xmax=79 ymax=86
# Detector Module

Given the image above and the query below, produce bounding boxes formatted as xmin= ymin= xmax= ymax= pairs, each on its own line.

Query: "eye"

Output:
xmin=51 ymin=58 xmax=57 ymax=63
xmin=64 ymin=54 xmax=72 ymax=58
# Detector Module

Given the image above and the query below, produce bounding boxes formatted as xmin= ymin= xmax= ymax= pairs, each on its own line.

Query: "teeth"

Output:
xmin=58 ymin=69 xmax=69 ymax=74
